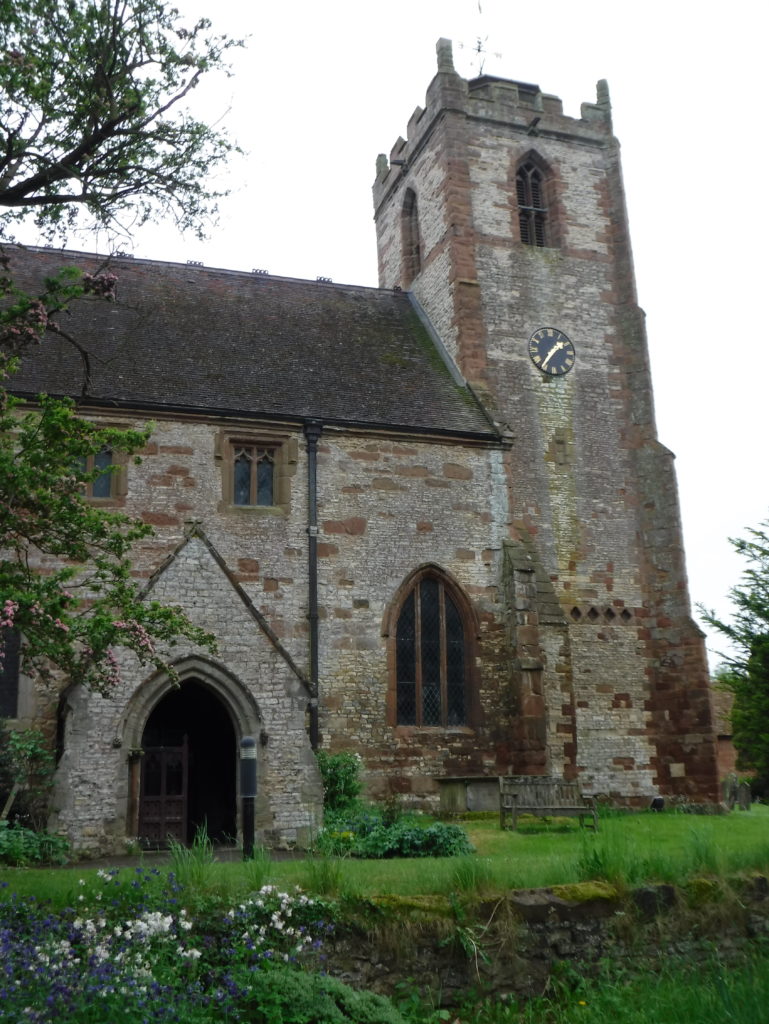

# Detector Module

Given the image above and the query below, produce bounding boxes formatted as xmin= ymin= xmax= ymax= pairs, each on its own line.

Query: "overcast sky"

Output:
xmin=27 ymin=0 xmax=766 ymax=668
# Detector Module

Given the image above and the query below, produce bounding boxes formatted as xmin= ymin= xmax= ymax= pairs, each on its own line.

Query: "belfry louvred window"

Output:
xmin=516 ymin=161 xmax=547 ymax=247
xmin=395 ymin=575 xmax=467 ymax=727
xmin=401 ymin=188 xmax=421 ymax=287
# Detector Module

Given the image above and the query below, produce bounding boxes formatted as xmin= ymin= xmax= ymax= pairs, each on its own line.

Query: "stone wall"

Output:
xmin=322 ymin=879 xmax=769 ymax=1006
xmin=40 ymin=410 xmax=516 ymax=852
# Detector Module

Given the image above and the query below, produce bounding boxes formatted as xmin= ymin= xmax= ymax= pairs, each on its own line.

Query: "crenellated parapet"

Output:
xmin=373 ymin=38 xmax=613 ymax=213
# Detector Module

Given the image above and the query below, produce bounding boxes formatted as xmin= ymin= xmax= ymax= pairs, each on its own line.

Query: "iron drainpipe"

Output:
xmin=304 ymin=420 xmax=323 ymax=751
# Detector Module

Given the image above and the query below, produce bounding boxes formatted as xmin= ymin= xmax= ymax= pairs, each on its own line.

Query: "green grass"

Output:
xmin=3 ymin=811 xmax=769 ymax=1023
xmin=3 ymin=807 xmax=769 ymax=907
xmin=442 ymin=951 xmax=769 ymax=1023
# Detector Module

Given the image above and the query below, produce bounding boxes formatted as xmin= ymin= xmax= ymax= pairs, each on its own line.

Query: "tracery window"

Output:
xmin=217 ymin=430 xmax=297 ymax=514
xmin=232 ymin=444 xmax=275 ymax=507
xmin=395 ymin=573 xmax=469 ymax=727
xmin=516 ymin=161 xmax=548 ymax=247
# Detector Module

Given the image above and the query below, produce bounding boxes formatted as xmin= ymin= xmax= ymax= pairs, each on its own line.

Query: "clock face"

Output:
xmin=528 ymin=328 xmax=575 ymax=376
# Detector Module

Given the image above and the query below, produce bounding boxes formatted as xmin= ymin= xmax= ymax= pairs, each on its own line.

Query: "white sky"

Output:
xmin=27 ymin=0 xmax=766 ymax=668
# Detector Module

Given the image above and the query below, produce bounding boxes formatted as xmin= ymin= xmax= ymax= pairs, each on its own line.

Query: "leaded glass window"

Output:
xmin=395 ymin=575 xmax=467 ymax=727
xmin=233 ymin=445 xmax=275 ymax=506
xmin=78 ymin=449 xmax=114 ymax=498
xmin=516 ymin=161 xmax=547 ymax=247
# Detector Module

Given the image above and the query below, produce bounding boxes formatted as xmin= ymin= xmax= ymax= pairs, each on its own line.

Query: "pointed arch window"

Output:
xmin=394 ymin=573 xmax=469 ymax=727
xmin=516 ymin=161 xmax=548 ymax=247
xmin=401 ymin=188 xmax=422 ymax=287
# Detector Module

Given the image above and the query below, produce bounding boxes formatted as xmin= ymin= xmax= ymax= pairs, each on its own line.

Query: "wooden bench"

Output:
xmin=499 ymin=775 xmax=598 ymax=831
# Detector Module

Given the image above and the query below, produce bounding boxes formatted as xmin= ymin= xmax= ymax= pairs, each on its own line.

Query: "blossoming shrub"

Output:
xmin=318 ymin=805 xmax=474 ymax=859
xmin=0 ymin=869 xmax=409 ymax=1023
xmin=189 ymin=884 xmax=335 ymax=974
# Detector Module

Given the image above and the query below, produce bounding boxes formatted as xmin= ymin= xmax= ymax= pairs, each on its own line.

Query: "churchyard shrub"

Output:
xmin=316 ymin=750 xmax=363 ymax=810
xmin=0 ymin=722 xmax=56 ymax=830
xmin=238 ymin=967 xmax=408 ymax=1023
xmin=0 ymin=819 xmax=69 ymax=866
xmin=318 ymin=804 xmax=474 ymax=859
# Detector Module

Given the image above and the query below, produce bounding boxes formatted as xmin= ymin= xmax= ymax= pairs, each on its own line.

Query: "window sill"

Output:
xmin=221 ymin=502 xmax=287 ymax=517
xmin=80 ymin=496 xmax=125 ymax=508
xmin=393 ymin=725 xmax=475 ymax=736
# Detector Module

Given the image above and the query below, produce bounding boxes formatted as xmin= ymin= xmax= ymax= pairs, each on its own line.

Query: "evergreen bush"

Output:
xmin=316 ymin=751 xmax=363 ymax=810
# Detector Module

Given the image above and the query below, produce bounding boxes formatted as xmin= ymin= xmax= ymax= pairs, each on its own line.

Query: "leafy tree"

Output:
xmin=0 ymin=0 xmax=239 ymax=697
xmin=702 ymin=522 xmax=769 ymax=790
xmin=0 ymin=722 xmax=55 ymax=828
xmin=0 ymin=386 xmax=215 ymax=693
xmin=0 ymin=251 xmax=118 ymax=376
xmin=0 ymin=0 xmax=242 ymax=239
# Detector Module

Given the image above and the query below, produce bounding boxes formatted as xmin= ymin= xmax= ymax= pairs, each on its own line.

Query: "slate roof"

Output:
xmin=7 ymin=246 xmax=498 ymax=440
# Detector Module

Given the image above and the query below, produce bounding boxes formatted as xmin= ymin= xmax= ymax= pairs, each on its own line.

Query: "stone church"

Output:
xmin=4 ymin=40 xmax=719 ymax=854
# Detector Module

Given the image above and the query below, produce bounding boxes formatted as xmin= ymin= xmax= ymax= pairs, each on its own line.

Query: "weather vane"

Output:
xmin=457 ymin=2 xmax=503 ymax=76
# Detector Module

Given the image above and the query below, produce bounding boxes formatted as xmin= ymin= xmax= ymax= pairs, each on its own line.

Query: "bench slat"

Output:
xmin=499 ymin=776 xmax=598 ymax=831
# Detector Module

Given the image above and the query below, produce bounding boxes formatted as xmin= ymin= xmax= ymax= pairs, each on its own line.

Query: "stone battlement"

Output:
xmin=373 ymin=38 xmax=612 ymax=212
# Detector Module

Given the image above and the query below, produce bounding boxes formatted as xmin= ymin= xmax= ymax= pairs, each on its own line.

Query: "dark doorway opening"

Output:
xmin=138 ymin=679 xmax=237 ymax=846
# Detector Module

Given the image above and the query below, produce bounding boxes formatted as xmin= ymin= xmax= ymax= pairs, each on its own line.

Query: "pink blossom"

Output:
xmin=1 ymin=599 xmax=18 ymax=629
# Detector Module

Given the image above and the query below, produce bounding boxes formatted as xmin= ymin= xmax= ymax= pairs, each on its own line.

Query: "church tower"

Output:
xmin=373 ymin=40 xmax=719 ymax=802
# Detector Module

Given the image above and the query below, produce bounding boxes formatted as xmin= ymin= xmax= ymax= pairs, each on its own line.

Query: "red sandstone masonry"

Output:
xmin=372 ymin=40 xmax=718 ymax=803
xmin=323 ymin=517 xmax=367 ymax=536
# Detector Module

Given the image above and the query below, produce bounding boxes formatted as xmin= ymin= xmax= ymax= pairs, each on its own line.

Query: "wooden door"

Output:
xmin=138 ymin=737 xmax=189 ymax=846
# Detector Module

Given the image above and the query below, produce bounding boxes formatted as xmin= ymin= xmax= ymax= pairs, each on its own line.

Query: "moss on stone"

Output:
xmin=368 ymin=894 xmax=453 ymax=917
xmin=550 ymin=881 xmax=619 ymax=903
xmin=683 ymin=877 xmax=723 ymax=906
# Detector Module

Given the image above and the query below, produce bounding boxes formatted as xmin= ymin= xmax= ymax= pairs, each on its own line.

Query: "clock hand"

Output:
xmin=541 ymin=340 xmax=563 ymax=370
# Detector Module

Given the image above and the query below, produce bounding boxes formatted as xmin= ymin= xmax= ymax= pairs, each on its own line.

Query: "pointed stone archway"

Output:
xmin=120 ymin=657 xmax=262 ymax=847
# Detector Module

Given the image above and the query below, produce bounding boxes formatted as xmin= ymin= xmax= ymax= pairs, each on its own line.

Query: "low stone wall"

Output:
xmin=322 ymin=878 xmax=769 ymax=1005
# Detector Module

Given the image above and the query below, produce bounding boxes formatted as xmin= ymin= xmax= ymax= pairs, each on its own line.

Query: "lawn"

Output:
xmin=2 ymin=808 xmax=769 ymax=1023
xmin=3 ymin=805 xmax=769 ymax=905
